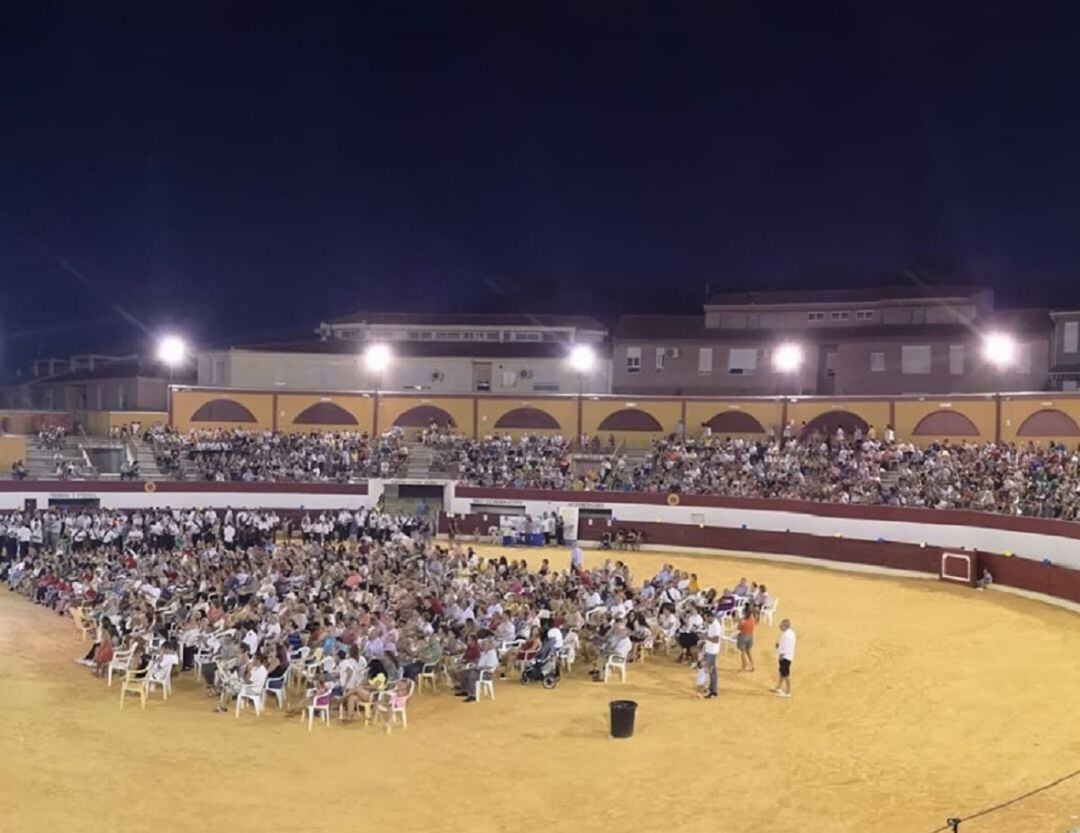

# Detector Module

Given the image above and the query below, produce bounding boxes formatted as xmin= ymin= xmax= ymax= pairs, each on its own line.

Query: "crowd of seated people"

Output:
xmin=147 ymin=426 xmax=409 ymax=482
xmin=622 ymin=427 xmax=1080 ymax=520
xmin=1 ymin=505 xmax=778 ymax=711
xmin=36 ymin=425 xmax=67 ymax=451
xmin=426 ymin=431 xmax=578 ymax=489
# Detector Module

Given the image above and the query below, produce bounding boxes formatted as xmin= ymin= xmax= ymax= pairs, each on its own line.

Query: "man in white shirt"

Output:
xmin=570 ymin=543 xmax=584 ymax=573
xmin=774 ymin=619 xmax=796 ymax=698
xmin=703 ymin=611 xmax=721 ymax=698
xmin=461 ymin=640 xmax=499 ymax=702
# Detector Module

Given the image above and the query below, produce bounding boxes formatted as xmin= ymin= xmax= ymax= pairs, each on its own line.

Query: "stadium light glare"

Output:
xmin=772 ymin=342 xmax=804 ymax=373
xmin=982 ymin=332 xmax=1017 ymax=369
xmin=156 ymin=335 xmax=187 ymax=367
xmin=363 ymin=343 xmax=392 ymax=373
xmin=568 ymin=344 xmax=597 ymax=374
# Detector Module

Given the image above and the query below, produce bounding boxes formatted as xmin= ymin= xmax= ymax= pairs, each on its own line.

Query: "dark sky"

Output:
xmin=3 ymin=3 xmax=1080 ymax=373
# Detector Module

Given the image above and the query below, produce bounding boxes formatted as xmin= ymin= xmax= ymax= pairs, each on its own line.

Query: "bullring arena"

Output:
xmin=2 ymin=468 xmax=1080 ymax=833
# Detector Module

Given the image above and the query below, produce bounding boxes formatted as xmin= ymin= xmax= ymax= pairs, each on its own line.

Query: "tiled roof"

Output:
xmin=705 ymin=284 xmax=990 ymax=307
xmin=324 ymin=311 xmax=607 ymax=331
xmin=234 ymin=339 xmax=611 ymax=359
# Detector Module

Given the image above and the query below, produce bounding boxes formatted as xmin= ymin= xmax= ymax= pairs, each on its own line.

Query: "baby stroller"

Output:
xmin=520 ymin=650 xmax=561 ymax=689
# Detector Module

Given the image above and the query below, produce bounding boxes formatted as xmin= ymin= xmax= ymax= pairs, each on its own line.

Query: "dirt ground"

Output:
xmin=2 ymin=545 xmax=1079 ymax=833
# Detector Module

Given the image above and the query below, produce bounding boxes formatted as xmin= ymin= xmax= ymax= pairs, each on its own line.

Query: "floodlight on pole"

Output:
xmin=982 ymin=332 xmax=1017 ymax=369
xmin=156 ymin=335 xmax=187 ymax=367
xmin=568 ymin=344 xmax=597 ymax=374
xmin=772 ymin=342 xmax=804 ymax=373
xmin=363 ymin=343 xmax=392 ymax=374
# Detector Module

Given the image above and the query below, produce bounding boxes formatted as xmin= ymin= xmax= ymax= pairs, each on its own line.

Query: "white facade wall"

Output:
xmin=197 ymin=350 xmax=611 ymax=395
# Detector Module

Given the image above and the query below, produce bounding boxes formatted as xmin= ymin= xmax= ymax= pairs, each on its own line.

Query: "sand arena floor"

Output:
xmin=1 ymin=545 xmax=1079 ymax=833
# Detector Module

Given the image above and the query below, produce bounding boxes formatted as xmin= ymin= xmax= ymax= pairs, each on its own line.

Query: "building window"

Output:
xmin=855 ymin=310 xmax=875 ymax=321
xmin=830 ymin=311 xmax=850 ymax=321
xmin=807 ymin=312 xmax=825 ymax=322
xmin=510 ymin=331 xmax=541 ymax=342
xmin=727 ymin=347 xmax=758 ymax=375
xmin=1065 ymin=321 xmax=1079 ymax=354
xmin=698 ymin=347 xmax=713 ymax=374
xmin=870 ymin=352 xmax=886 ymax=372
xmin=912 ymin=308 xmax=927 ymax=324
xmin=949 ymin=344 xmax=965 ymax=375
xmin=532 ymin=382 xmax=560 ymax=392
xmin=656 ymin=348 xmax=667 ymax=370
xmin=626 ymin=347 xmax=641 ymax=374
xmin=901 ymin=345 xmax=932 ymax=375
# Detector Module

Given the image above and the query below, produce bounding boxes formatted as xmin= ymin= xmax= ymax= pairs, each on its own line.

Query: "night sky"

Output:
xmin=4 ymin=4 xmax=1080 ymax=374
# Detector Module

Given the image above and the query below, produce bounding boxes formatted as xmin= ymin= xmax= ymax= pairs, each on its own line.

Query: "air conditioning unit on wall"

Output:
xmin=519 ymin=369 xmax=534 ymax=379
xmin=663 ymin=348 xmax=681 ymax=359
xmin=431 ymin=370 xmax=444 ymax=382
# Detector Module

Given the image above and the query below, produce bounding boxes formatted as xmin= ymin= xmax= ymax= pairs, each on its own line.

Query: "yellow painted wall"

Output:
xmin=377 ymin=396 xmax=476 ymax=438
xmin=582 ymin=398 xmax=681 ymax=447
xmin=171 ymin=390 xmax=274 ymax=432
xmin=476 ymin=397 xmax=578 ymax=438
xmin=276 ymin=394 xmax=375 ymax=434
xmin=787 ymin=399 xmax=891 ymax=435
xmin=893 ymin=398 xmax=996 ymax=444
xmin=684 ymin=400 xmax=783 ymax=438
xmin=0 ymin=435 xmax=27 ymax=469
xmin=1000 ymin=396 xmax=1080 ymax=443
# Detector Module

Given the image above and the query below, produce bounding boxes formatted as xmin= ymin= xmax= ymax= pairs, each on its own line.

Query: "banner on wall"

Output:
xmin=558 ymin=505 xmax=579 ymax=542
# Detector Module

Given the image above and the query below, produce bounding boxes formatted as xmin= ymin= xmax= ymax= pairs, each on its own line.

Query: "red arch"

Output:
xmin=394 ymin=405 xmax=456 ymax=428
xmin=294 ymin=402 xmax=359 ymax=426
xmin=190 ymin=399 xmax=257 ymax=423
xmin=704 ymin=411 xmax=766 ymax=434
xmin=597 ymin=409 xmax=664 ymax=432
xmin=493 ymin=407 xmax=561 ymax=430
xmin=912 ymin=410 xmax=980 ymax=437
xmin=1016 ymin=408 xmax=1080 ymax=437
xmin=799 ymin=410 xmax=868 ymax=439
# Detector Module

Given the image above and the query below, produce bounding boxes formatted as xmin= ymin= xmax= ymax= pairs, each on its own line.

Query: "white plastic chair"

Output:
xmin=107 ymin=647 xmax=136 ymax=687
xmin=119 ymin=667 xmax=150 ymax=709
xmin=558 ymin=644 xmax=576 ymax=673
xmin=475 ymin=669 xmax=495 ymax=701
xmin=265 ymin=675 xmax=287 ymax=709
xmin=603 ymin=653 xmax=628 ymax=683
xmin=302 ymin=687 xmax=333 ymax=730
xmin=418 ymin=663 xmax=438 ymax=693
xmin=760 ymin=597 xmax=779 ymax=626
xmin=375 ymin=680 xmax=414 ymax=732
xmin=235 ymin=679 xmax=268 ymax=717
xmin=146 ymin=658 xmax=175 ymax=700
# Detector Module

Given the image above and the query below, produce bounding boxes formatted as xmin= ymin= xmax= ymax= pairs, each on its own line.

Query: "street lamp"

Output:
xmin=156 ymin=335 xmax=187 ymax=383
xmin=363 ymin=343 xmax=392 ymax=436
xmin=982 ymin=331 xmax=1017 ymax=369
xmin=567 ymin=344 xmax=597 ymax=446
xmin=772 ymin=342 xmax=804 ymax=374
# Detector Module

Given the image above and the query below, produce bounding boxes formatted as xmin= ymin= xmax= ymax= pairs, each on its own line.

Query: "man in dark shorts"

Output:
xmin=773 ymin=618 xmax=796 ymax=699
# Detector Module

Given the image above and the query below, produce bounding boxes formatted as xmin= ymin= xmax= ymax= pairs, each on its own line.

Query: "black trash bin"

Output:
xmin=609 ymin=700 xmax=637 ymax=738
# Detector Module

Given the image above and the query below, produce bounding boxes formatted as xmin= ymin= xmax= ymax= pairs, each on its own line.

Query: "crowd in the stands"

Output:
xmin=147 ymin=426 xmax=409 ymax=482
xmin=422 ymin=424 xmax=1080 ymax=522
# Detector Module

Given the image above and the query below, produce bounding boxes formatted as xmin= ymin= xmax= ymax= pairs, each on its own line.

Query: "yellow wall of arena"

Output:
xmin=82 ymin=410 xmax=169 ymax=435
xmin=787 ymin=399 xmax=891 ymax=436
xmin=999 ymin=395 xmax=1080 ymax=444
xmin=684 ymin=399 xmax=783 ymax=438
xmin=170 ymin=390 xmax=275 ymax=432
xmin=276 ymin=394 xmax=375 ymax=434
xmin=0 ymin=434 xmax=27 ymax=469
xmin=475 ymin=397 xmax=578 ymax=438
xmin=582 ymin=398 xmax=681 ymax=446
xmin=376 ymin=396 xmax=476 ymax=438
xmin=893 ymin=398 xmax=996 ymax=444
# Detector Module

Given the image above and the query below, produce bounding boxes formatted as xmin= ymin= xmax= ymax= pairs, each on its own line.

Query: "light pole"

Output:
xmin=156 ymin=335 xmax=187 ymax=384
xmin=363 ymin=343 xmax=392 ymax=435
xmin=982 ymin=331 xmax=1017 ymax=443
xmin=772 ymin=342 xmax=804 ymax=444
xmin=568 ymin=344 xmax=596 ymax=447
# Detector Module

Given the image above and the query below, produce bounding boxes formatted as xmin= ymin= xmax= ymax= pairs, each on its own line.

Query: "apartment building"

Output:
xmin=613 ymin=286 xmax=1052 ymax=396
xmin=197 ymin=312 xmax=611 ymax=395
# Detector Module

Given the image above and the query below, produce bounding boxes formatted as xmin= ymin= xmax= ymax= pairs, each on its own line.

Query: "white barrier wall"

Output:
xmin=446 ymin=491 xmax=1080 ymax=570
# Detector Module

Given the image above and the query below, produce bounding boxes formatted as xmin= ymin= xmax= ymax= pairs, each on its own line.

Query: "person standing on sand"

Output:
xmin=736 ymin=607 xmax=756 ymax=672
xmin=570 ymin=542 xmax=583 ymax=574
xmin=773 ymin=619 xmax=796 ymax=698
xmin=702 ymin=611 xmax=721 ymax=698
